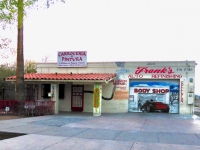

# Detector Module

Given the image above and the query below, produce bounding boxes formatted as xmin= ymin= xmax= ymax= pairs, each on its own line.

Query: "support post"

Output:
xmin=51 ymin=84 xmax=59 ymax=114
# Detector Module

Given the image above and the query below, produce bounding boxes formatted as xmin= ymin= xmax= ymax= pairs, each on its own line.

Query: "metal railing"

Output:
xmin=0 ymin=100 xmax=55 ymax=116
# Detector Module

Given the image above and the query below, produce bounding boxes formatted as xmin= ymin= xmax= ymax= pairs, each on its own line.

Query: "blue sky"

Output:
xmin=1 ymin=0 xmax=200 ymax=94
xmin=130 ymin=81 xmax=179 ymax=87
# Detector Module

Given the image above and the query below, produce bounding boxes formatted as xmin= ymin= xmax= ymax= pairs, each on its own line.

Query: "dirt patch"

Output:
xmin=0 ymin=115 xmax=28 ymax=121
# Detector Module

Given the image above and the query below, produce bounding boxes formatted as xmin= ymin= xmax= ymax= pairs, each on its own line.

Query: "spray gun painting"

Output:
xmin=129 ymin=81 xmax=179 ymax=113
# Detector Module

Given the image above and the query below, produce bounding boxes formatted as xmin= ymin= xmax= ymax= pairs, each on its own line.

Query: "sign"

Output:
xmin=57 ymin=51 xmax=87 ymax=67
xmin=128 ymin=66 xmax=182 ymax=79
xmin=134 ymin=88 xmax=169 ymax=94
xmin=93 ymin=84 xmax=102 ymax=116
xmin=135 ymin=67 xmax=174 ymax=74
xmin=180 ymin=81 xmax=184 ymax=102
xmin=93 ymin=87 xmax=100 ymax=108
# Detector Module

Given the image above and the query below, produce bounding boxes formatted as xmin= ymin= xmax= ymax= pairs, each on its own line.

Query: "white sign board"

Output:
xmin=57 ymin=51 xmax=87 ymax=67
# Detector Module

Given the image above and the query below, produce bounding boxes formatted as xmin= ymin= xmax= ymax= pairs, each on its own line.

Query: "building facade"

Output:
xmin=6 ymin=61 xmax=196 ymax=116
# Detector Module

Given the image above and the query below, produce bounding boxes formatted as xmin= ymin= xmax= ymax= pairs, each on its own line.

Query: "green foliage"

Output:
xmin=24 ymin=60 xmax=37 ymax=73
xmin=0 ymin=63 xmax=16 ymax=82
xmin=0 ymin=0 xmax=65 ymax=28
xmin=1 ymin=0 xmax=65 ymax=102
xmin=0 ymin=0 xmax=36 ymax=20
xmin=0 ymin=0 xmax=18 ymax=23
xmin=0 ymin=0 xmax=19 ymax=27
xmin=0 ymin=60 xmax=37 ymax=82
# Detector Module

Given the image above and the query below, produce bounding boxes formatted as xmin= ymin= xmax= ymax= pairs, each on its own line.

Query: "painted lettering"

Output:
xmin=128 ymin=74 xmax=143 ymax=78
xmin=152 ymin=74 xmax=182 ymax=78
xmin=58 ymin=51 xmax=86 ymax=57
xmin=135 ymin=67 xmax=174 ymax=74
xmin=168 ymin=67 xmax=174 ymax=74
xmin=118 ymin=87 xmax=127 ymax=90
xmin=153 ymin=89 xmax=169 ymax=94
xmin=113 ymin=80 xmax=127 ymax=85
xmin=134 ymin=88 xmax=169 ymax=94
xmin=62 ymin=57 xmax=83 ymax=61
xmin=181 ymin=81 xmax=184 ymax=102
xmin=177 ymin=68 xmax=182 ymax=71
xmin=134 ymin=88 xmax=150 ymax=93
xmin=147 ymin=62 xmax=155 ymax=65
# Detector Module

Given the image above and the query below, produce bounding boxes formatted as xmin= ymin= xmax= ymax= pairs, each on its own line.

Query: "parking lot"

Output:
xmin=0 ymin=111 xmax=200 ymax=150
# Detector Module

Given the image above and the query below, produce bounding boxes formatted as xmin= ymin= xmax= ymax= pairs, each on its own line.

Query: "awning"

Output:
xmin=6 ymin=73 xmax=117 ymax=84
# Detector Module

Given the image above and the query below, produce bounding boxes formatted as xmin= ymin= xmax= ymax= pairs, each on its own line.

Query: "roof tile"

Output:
xmin=6 ymin=73 xmax=117 ymax=82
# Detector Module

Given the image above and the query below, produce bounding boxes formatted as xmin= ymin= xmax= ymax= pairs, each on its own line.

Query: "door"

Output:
xmin=71 ymin=85 xmax=84 ymax=111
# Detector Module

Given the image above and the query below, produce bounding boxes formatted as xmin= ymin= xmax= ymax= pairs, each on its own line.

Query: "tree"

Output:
xmin=0 ymin=60 xmax=37 ymax=82
xmin=0 ymin=37 xmax=16 ymax=59
xmin=0 ymin=0 xmax=65 ymax=102
xmin=24 ymin=60 xmax=37 ymax=73
xmin=15 ymin=0 xmax=25 ymax=101
xmin=0 ymin=63 xmax=16 ymax=100
xmin=0 ymin=63 xmax=16 ymax=82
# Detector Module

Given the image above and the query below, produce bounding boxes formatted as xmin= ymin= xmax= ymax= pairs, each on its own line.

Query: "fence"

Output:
xmin=0 ymin=82 xmax=38 ymax=100
xmin=0 ymin=100 xmax=55 ymax=116
xmin=0 ymin=82 xmax=15 ymax=100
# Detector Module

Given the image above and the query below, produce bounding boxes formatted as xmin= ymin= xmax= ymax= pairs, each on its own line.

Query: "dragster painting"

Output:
xmin=129 ymin=81 xmax=179 ymax=113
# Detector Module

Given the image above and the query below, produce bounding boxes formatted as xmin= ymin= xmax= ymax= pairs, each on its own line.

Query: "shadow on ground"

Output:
xmin=0 ymin=132 xmax=26 ymax=140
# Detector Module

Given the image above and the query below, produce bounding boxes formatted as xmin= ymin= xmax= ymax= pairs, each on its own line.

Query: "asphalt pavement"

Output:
xmin=0 ymin=111 xmax=200 ymax=150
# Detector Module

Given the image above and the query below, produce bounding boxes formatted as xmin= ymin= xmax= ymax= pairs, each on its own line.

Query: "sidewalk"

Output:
xmin=0 ymin=112 xmax=200 ymax=150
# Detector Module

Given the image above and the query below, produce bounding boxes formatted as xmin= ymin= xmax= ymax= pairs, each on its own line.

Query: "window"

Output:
xmin=41 ymin=84 xmax=65 ymax=99
xmin=41 ymin=84 xmax=50 ymax=99
xmin=59 ymin=84 xmax=65 ymax=99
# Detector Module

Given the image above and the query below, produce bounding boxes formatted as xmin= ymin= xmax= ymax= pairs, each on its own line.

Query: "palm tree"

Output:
xmin=1 ymin=0 xmax=65 ymax=114
xmin=15 ymin=0 xmax=25 ymax=101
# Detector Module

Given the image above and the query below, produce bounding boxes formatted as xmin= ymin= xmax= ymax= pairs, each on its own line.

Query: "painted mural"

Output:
xmin=113 ymin=62 xmax=130 ymax=100
xmin=129 ymin=81 xmax=179 ymax=113
xmin=93 ymin=84 xmax=102 ymax=116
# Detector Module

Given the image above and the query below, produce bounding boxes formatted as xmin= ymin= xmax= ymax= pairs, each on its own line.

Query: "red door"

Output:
xmin=71 ymin=85 xmax=84 ymax=111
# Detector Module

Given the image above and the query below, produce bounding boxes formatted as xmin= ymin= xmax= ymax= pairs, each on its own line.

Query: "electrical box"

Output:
xmin=188 ymin=93 xmax=194 ymax=104
xmin=188 ymin=83 xmax=194 ymax=93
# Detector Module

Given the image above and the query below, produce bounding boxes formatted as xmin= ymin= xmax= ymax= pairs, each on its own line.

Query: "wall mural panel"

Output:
xmin=113 ymin=62 xmax=130 ymax=100
xmin=129 ymin=81 xmax=179 ymax=113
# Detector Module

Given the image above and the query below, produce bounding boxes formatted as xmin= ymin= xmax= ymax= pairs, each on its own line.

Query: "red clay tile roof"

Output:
xmin=6 ymin=73 xmax=117 ymax=82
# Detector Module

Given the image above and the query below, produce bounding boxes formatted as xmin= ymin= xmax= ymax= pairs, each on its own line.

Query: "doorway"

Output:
xmin=71 ymin=85 xmax=84 ymax=111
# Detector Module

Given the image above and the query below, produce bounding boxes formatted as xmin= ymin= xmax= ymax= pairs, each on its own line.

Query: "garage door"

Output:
xmin=129 ymin=79 xmax=179 ymax=114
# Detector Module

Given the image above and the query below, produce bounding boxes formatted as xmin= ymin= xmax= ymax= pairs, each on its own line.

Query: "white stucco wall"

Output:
xmin=101 ymin=82 xmax=128 ymax=113
xmin=83 ymin=85 xmax=93 ymax=112
xmin=59 ymin=83 xmax=71 ymax=112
